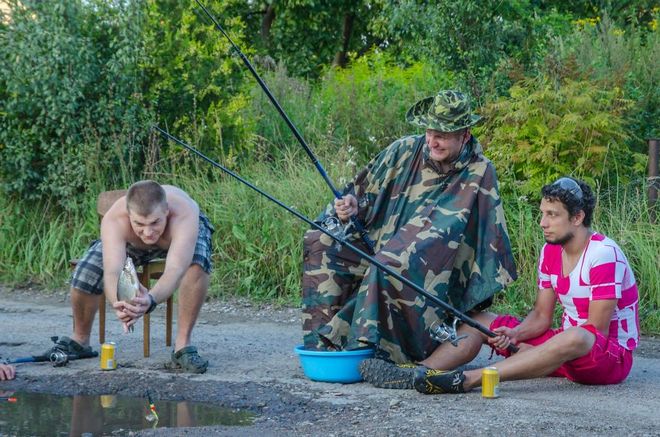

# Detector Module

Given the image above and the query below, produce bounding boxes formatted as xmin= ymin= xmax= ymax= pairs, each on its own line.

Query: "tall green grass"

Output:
xmin=595 ymin=181 xmax=660 ymax=332
xmin=243 ymin=51 xmax=455 ymax=161
xmin=0 ymin=195 xmax=97 ymax=287
xmin=1 ymin=158 xmax=657 ymax=332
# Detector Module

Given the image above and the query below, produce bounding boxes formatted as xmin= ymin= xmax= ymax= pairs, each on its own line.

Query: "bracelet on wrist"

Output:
xmin=145 ymin=294 xmax=158 ymax=314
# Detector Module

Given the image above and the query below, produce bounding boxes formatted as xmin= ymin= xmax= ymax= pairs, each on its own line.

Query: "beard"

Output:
xmin=545 ymin=231 xmax=574 ymax=245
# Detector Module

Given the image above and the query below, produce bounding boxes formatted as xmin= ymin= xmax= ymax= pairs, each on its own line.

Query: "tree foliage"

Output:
xmin=143 ymin=0 xmax=252 ymax=157
xmin=368 ymin=0 xmax=574 ymax=101
xmin=545 ymin=13 xmax=660 ymax=145
xmin=0 ymin=0 xmax=656 ymax=209
xmin=0 ymin=0 xmax=152 ymax=210
xmin=237 ymin=0 xmax=382 ymax=77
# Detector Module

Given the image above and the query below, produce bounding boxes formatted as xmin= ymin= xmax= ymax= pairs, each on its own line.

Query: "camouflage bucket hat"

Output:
xmin=406 ymin=90 xmax=482 ymax=132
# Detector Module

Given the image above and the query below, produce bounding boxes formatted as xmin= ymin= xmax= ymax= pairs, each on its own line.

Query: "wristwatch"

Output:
xmin=145 ymin=294 xmax=158 ymax=314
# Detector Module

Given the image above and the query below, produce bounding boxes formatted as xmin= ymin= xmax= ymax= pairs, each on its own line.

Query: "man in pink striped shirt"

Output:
xmin=412 ymin=177 xmax=639 ymax=394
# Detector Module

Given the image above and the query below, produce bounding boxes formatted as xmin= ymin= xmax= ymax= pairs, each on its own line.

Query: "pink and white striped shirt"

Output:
xmin=537 ymin=233 xmax=639 ymax=351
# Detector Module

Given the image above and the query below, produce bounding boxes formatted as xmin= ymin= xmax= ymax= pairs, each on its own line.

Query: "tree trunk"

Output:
xmin=261 ymin=2 xmax=276 ymax=44
xmin=332 ymin=12 xmax=355 ymax=68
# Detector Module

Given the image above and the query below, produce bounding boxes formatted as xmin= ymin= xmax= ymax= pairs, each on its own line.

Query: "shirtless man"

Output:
xmin=47 ymin=180 xmax=213 ymax=373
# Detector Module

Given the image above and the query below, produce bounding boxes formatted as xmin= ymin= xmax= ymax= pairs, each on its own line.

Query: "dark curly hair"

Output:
xmin=541 ymin=178 xmax=596 ymax=226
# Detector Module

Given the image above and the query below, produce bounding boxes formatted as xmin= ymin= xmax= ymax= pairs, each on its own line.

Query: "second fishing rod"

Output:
xmin=194 ymin=0 xmax=375 ymax=255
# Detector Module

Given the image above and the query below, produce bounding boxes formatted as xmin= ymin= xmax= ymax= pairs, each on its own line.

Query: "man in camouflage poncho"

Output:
xmin=302 ymin=90 xmax=517 ymax=383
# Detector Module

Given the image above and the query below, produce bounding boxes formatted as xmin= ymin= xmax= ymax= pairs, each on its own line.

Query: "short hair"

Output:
xmin=541 ymin=177 xmax=596 ymax=226
xmin=126 ymin=180 xmax=167 ymax=216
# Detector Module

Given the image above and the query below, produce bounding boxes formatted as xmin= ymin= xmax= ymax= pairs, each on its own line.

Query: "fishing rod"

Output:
xmin=4 ymin=351 xmax=98 ymax=367
xmin=3 ymin=337 xmax=99 ymax=367
xmin=154 ymin=126 xmax=518 ymax=353
xmin=193 ymin=0 xmax=376 ymax=255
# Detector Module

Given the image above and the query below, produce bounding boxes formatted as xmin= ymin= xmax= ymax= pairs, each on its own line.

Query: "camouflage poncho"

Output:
xmin=302 ymin=134 xmax=517 ymax=363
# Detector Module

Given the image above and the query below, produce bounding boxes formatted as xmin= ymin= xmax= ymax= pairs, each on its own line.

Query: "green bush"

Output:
xmin=143 ymin=0 xmax=253 ymax=159
xmin=476 ymin=76 xmax=642 ymax=197
xmin=0 ymin=0 xmax=153 ymax=211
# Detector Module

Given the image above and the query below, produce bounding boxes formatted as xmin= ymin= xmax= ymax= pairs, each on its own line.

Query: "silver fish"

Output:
xmin=117 ymin=257 xmax=139 ymax=302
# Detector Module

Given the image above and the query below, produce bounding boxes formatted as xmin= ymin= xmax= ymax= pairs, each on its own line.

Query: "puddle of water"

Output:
xmin=0 ymin=391 xmax=254 ymax=435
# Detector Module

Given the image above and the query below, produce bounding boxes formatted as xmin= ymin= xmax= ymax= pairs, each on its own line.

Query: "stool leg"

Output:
xmin=140 ymin=265 xmax=151 ymax=358
xmin=166 ymin=296 xmax=173 ymax=347
xmin=99 ymin=295 xmax=106 ymax=345
xmin=143 ymin=313 xmax=150 ymax=357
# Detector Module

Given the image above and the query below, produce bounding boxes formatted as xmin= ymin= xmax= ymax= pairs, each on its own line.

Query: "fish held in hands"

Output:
xmin=117 ymin=257 xmax=140 ymax=302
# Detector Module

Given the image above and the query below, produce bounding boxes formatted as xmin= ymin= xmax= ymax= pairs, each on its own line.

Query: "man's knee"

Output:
xmin=461 ymin=311 xmax=498 ymax=340
xmin=182 ymin=264 xmax=209 ymax=291
xmin=554 ymin=327 xmax=595 ymax=357
xmin=471 ymin=311 xmax=498 ymax=328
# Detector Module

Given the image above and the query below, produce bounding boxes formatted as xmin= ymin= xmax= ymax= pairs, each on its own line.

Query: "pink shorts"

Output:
xmin=490 ymin=315 xmax=633 ymax=385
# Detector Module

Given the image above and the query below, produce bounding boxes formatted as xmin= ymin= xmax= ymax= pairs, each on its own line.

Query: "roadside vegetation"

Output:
xmin=1 ymin=1 xmax=658 ymax=332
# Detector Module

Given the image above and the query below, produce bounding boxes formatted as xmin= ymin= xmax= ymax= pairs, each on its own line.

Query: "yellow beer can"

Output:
xmin=100 ymin=395 xmax=117 ymax=408
xmin=482 ymin=367 xmax=500 ymax=398
xmin=100 ymin=342 xmax=117 ymax=370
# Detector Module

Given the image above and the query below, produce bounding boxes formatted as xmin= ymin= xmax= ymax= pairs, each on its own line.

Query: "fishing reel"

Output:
xmin=321 ymin=216 xmax=345 ymax=238
xmin=321 ymin=216 xmax=349 ymax=247
xmin=49 ymin=350 xmax=69 ymax=367
xmin=429 ymin=317 xmax=467 ymax=347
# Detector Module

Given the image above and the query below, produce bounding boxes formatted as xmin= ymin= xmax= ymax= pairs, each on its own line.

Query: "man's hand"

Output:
xmin=0 ymin=364 xmax=16 ymax=381
xmin=334 ymin=195 xmax=358 ymax=222
xmin=112 ymin=301 xmax=136 ymax=333
xmin=113 ymin=283 xmax=150 ymax=332
xmin=487 ymin=326 xmax=520 ymax=352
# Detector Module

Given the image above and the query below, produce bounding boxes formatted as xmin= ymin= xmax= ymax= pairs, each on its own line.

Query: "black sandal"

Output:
xmin=43 ymin=336 xmax=95 ymax=359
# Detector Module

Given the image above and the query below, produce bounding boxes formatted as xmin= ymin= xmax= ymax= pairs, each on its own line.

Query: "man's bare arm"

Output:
xmin=100 ymin=207 xmax=130 ymax=305
xmin=509 ymin=288 xmax=557 ymax=342
xmin=149 ymin=203 xmax=199 ymax=303
xmin=586 ymin=299 xmax=618 ymax=335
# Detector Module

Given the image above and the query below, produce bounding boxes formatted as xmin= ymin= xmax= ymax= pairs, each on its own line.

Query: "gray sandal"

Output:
xmin=169 ymin=346 xmax=208 ymax=374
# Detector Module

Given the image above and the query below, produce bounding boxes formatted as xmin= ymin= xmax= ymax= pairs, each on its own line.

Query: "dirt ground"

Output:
xmin=1 ymin=285 xmax=659 ymax=436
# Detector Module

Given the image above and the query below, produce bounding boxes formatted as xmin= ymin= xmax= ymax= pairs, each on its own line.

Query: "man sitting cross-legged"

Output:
xmin=412 ymin=177 xmax=639 ymax=393
xmin=361 ymin=177 xmax=639 ymax=392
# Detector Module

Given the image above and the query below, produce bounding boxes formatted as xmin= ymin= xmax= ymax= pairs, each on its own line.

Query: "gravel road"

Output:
xmin=1 ymin=286 xmax=659 ymax=436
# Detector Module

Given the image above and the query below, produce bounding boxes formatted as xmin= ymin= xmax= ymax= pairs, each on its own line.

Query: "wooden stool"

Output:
xmin=72 ymin=189 xmax=175 ymax=358
xmin=97 ymin=260 xmax=173 ymax=357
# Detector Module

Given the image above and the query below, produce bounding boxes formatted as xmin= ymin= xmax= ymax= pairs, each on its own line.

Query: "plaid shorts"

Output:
xmin=71 ymin=213 xmax=214 ymax=295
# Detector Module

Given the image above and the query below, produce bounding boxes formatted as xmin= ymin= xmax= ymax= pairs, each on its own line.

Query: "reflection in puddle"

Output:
xmin=0 ymin=391 xmax=254 ymax=435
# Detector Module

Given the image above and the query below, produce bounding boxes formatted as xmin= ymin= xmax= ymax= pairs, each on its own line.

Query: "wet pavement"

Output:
xmin=0 ymin=391 xmax=254 ymax=435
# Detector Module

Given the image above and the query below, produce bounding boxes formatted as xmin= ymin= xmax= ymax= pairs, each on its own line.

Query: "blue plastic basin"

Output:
xmin=294 ymin=345 xmax=375 ymax=383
